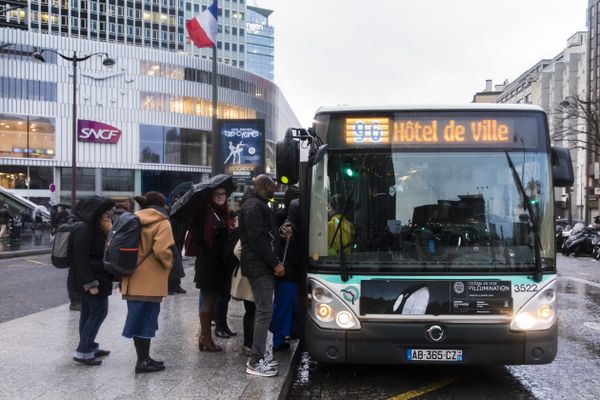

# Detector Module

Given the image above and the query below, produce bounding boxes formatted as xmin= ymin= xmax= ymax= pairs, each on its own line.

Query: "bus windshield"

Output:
xmin=308 ymin=150 xmax=554 ymax=274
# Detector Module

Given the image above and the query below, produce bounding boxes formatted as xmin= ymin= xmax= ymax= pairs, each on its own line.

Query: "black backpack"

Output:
xmin=51 ymin=220 xmax=83 ymax=269
xmin=103 ymin=212 xmax=142 ymax=276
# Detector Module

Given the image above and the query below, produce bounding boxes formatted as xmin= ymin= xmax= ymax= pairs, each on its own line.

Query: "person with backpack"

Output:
xmin=121 ymin=192 xmax=174 ymax=373
xmin=70 ymin=196 xmax=115 ymax=366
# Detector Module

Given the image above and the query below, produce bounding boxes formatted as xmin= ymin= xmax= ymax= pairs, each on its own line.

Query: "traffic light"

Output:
xmin=342 ymin=155 xmax=357 ymax=178
xmin=276 ymin=129 xmax=299 ymax=185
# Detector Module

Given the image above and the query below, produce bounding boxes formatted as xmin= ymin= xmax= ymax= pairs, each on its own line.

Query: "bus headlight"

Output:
xmin=335 ymin=311 xmax=356 ymax=329
xmin=510 ymin=280 xmax=557 ymax=331
xmin=316 ymin=304 xmax=333 ymax=322
xmin=308 ymin=279 xmax=361 ymax=331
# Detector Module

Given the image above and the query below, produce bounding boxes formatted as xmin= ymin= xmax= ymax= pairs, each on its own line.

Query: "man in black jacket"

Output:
xmin=71 ymin=196 xmax=115 ymax=366
xmin=239 ymin=175 xmax=284 ymax=377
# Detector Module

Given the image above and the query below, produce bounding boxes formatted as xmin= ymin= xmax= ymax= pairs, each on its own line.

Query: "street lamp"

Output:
xmin=32 ymin=49 xmax=115 ymax=209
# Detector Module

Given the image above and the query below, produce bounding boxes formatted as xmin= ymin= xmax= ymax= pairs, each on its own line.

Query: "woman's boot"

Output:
xmin=198 ymin=312 xmax=222 ymax=352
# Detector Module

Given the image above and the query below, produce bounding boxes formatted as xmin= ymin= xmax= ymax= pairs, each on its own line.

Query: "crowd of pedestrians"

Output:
xmin=59 ymin=174 xmax=300 ymax=377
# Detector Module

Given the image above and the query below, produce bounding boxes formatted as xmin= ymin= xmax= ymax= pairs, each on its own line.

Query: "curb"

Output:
xmin=0 ymin=248 xmax=51 ymax=259
xmin=278 ymin=342 xmax=302 ymax=400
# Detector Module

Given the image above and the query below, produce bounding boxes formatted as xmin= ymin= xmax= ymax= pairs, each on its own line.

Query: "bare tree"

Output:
xmin=552 ymin=95 xmax=600 ymax=156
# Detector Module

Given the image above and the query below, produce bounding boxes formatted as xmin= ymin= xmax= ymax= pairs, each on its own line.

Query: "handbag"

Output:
xmin=230 ymin=264 xmax=254 ymax=302
xmin=183 ymin=228 xmax=199 ymax=257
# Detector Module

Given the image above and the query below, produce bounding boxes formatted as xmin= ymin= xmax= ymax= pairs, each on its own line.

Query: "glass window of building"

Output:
xmin=60 ymin=168 xmax=96 ymax=192
xmin=0 ymin=166 xmax=53 ymax=190
xmin=0 ymin=114 xmax=55 ymax=159
xmin=141 ymin=170 xmax=208 ymax=197
xmin=140 ymin=124 xmax=210 ymax=166
xmin=102 ymin=169 xmax=135 ymax=192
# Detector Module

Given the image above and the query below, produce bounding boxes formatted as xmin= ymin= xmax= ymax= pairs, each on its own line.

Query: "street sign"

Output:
xmin=49 ymin=183 xmax=56 ymax=193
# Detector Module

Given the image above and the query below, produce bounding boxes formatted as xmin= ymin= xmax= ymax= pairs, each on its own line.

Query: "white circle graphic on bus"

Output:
xmin=453 ymin=282 xmax=465 ymax=294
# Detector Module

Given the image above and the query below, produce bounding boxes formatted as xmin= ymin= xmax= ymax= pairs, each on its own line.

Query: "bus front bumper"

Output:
xmin=305 ymin=317 xmax=557 ymax=365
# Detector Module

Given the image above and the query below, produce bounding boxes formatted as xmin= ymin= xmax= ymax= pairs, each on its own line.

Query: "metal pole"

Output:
xmin=211 ymin=45 xmax=219 ymax=176
xmin=71 ymin=53 xmax=77 ymax=210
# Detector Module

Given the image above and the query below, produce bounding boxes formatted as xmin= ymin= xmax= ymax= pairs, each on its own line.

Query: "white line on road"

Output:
xmin=24 ymin=259 xmax=46 ymax=266
xmin=562 ymin=276 xmax=600 ymax=289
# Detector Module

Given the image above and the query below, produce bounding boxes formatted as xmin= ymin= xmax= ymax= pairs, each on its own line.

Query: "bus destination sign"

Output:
xmin=344 ymin=116 xmax=526 ymax=147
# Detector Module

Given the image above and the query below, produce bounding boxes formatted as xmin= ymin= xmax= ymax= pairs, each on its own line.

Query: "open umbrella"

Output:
xmin=169 ymin=174 xmax=235 ymax=248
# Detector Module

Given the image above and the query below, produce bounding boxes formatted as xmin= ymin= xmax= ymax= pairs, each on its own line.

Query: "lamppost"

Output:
xmin=32 ymin=50 xmax=115 ymax=209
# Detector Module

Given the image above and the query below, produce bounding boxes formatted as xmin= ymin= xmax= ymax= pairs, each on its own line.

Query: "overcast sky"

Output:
xmin=251 ymin=0 xmax=588 ymax=127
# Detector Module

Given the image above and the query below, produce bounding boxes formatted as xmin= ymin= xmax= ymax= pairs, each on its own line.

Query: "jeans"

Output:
xmin=243 ymin=300 xmax=256 ymax=348
xmin=74 ymin=292 xmax=109 ymax=359
xmin=270 ymin=281 xmax=299 ymax=348
xmin=248 ymin=274 xmax=275 ymax=364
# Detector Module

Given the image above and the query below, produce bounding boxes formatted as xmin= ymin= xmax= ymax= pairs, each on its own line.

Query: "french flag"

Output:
xmin=186 ymin=0 xmax=218 ymax=48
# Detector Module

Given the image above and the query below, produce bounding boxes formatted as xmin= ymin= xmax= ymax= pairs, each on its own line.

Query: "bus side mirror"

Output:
xmin=551 ymin=146 xmax=574 ymax=187
xmin=309 ymin=144 xmax=328 ymax=167
xmin=276 ymin=128 xmax=299 ymax=185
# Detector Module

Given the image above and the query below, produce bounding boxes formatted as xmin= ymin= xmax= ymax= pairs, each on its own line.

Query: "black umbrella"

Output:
xmin=169 ymin=174 xmax=235 ymax=248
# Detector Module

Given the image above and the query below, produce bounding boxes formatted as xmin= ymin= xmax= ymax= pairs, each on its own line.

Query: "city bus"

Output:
xmin=276 ymin=105 xmax=574 ymax=365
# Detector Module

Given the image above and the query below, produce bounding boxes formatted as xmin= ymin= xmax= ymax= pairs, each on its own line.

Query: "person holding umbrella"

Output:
xmin=170 ymin=174 xmax=235 ymax=352
xmin=188 ymin=184 xmax=231 ymax=352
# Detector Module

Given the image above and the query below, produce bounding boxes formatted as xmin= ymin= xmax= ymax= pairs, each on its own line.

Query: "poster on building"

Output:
xmin=219 ymin=119 xmax=265 ymax=182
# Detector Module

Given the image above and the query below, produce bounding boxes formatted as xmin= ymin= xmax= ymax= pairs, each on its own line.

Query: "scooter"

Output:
xmin=562 ymin=222 xmax=599 ymax=257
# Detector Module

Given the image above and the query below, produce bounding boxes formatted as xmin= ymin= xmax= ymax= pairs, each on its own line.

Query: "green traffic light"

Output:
xmin=345 ymin=167 xmax=354 ymax=177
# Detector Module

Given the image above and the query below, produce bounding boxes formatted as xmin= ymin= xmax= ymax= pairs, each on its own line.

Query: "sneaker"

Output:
xmin=246 ymin=359 xmax=278 ymax=377
xmin=263 ymin=353 xmax=280 ymax=368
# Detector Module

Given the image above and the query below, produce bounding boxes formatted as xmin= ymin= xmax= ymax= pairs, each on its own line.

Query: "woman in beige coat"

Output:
xmin=121 ymin=192 xmax=174 ymax=373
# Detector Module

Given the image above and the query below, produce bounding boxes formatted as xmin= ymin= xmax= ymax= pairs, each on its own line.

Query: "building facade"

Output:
xmin=588 ymin=0 xmax=600 ymax=222
xmin=472 ymin=79 xmax=507 ymax=103
xmin=183 ymin=0 xmax=247 ymax=69
xmin=0 ymin=27 xmax=299 ymax=207
xmin=495 ymin=32 xmax=588 ymax=221
xmin=0 ymin=1 xmax=27 ymax=30
xmin=244 ymin=5 xmax=273 ymax=81
xmin=26 ymin=0 xmax=185 ymax=52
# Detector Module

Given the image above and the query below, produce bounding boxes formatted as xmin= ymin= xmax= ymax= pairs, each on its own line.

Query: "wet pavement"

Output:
xmin=287 ymin=254 xmax=600 ymax=400
xmin=0 ymin=256 xmax=298 ymax=400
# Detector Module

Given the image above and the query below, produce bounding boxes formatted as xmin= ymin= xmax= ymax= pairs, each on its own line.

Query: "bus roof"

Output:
xmin=315 ymin=104 xmax=545 ymax=114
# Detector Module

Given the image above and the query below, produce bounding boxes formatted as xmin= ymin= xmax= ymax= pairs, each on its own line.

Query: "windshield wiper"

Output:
xmin=505 ymin=151 xmax=543 ymax=282
xmin=329 ymin=154 xmax=369 ymax=282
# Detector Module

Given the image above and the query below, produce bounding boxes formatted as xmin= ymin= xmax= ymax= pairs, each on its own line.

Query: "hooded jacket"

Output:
xmin=121 ymin=207 xmax=174 ymax=299
xmin=71 ymin=196 xmax=115 ymax=296
xmin=239 ymin=188 xmax=280 ymax=278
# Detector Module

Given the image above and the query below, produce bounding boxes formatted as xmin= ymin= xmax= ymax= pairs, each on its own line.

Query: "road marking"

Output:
xmin=24 ymin=259 xmax=46 ymax=266
xmin=387 ymin=377 xmax=458 ymax=400
xmin=563 ymin=276 xmax=600 ymax=289
xmin=578 ymin=272 xmax=591 ymax=277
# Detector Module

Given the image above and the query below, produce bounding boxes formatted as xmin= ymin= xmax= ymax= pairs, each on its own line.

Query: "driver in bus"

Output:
xmin=327 ymin=195 xmax=355 ymax=256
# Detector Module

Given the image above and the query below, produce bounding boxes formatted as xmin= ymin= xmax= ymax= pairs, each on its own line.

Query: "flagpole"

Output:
xmin=211 ymin=38 xmax=219 ymax=176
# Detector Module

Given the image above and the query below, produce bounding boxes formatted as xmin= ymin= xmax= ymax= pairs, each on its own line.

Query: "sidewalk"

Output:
xmin=0 ymin=269 xmax=298 ymax=400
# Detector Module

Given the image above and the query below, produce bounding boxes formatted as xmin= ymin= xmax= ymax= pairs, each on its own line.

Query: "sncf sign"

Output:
xmin=77 ymin=120 xmax=122 ymax=144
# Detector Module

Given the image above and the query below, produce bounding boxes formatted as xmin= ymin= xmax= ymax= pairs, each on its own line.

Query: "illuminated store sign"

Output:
xmin=77 ymin=120 xmax=122 ymax=144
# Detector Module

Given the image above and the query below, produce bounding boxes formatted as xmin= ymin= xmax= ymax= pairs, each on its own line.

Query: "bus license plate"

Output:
xmin=407 ymin=349 xmax=463 ymax=362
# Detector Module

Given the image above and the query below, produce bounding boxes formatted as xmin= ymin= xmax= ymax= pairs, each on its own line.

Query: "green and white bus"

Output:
xmin=276 ymin=105 xmax=573 ymax=365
